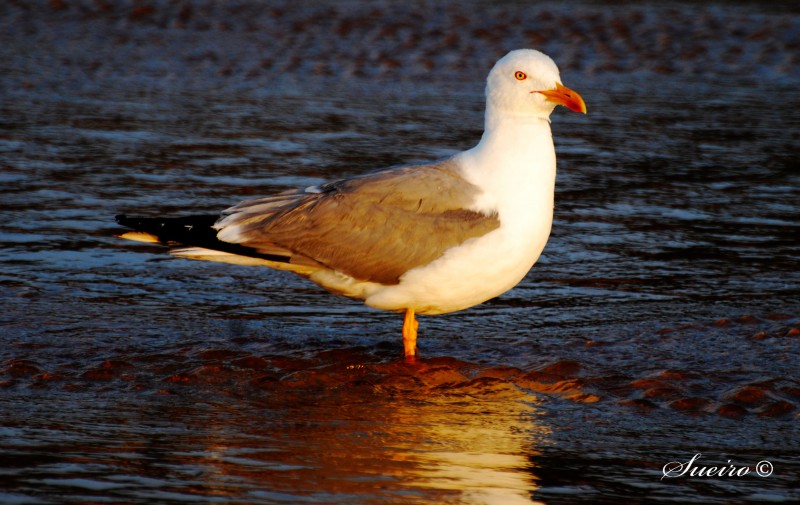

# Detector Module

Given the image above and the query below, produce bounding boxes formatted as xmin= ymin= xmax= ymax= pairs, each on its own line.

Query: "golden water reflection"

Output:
xmin=175 ymin=360 xmax=551 ymax=503
xmin=391 ymin=396 xmax=546 ymax=504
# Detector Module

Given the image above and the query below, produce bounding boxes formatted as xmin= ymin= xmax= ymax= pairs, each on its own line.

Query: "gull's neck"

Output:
xmin=461 ymin=110 xmax=556 ymax=180
xmin=484 ymin=105 xmax=552 ymax=133
xmin=479 ymin=110 xmax=553 ymax=153
xmin=456 ymin=109 xmax=557 ymax=218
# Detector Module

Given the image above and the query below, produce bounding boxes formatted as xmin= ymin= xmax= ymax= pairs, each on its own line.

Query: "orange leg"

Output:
xmin=402 ymin=308 xmax=419 ymax=363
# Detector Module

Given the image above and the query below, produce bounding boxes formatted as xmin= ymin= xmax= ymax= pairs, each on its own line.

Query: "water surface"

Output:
xmin=1 ymin=1 xmax=799 ymax=503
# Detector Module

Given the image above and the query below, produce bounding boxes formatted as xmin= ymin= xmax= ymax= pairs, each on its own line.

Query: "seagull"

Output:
xmin=116 ymin=49 xmax=586 ymax=363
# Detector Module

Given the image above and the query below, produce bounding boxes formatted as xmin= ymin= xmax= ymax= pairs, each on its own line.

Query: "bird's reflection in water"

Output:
xmin=387 ymin=395 xmax=547 ymax=504
xmin=157 ymin=358 xmax=551 ymax=503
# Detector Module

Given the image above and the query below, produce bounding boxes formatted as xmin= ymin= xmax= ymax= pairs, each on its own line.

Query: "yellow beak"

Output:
xmin=537 ymin=82 xmax=587 ymax=114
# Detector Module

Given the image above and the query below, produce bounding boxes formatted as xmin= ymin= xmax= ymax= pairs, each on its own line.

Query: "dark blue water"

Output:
xmin=2 ymin=1 xmax=799 ymax=503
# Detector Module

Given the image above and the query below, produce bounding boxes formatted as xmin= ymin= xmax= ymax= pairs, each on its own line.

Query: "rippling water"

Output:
xmin=2 ymin=1 xmax=799 ymax=503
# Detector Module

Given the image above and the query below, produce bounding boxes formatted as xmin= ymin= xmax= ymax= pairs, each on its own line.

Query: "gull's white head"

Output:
xmin=485 ymin=49 xmax=586 ymax=122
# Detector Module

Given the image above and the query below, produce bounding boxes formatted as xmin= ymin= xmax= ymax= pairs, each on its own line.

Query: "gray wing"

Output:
xmin=214 ymin=158 xmax=500 ymax=285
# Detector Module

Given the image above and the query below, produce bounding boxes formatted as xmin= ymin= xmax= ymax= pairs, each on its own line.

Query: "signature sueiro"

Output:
xmin=662 ymin=453 xmax=773 ymax=480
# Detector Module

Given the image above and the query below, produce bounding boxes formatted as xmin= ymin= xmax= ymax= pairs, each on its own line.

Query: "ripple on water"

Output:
xmin=1 ymin=1 xmax=799 ymax=503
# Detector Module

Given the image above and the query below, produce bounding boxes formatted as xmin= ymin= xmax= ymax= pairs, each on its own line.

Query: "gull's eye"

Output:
xmin=514 ymin=71 xmax=527 ymax=80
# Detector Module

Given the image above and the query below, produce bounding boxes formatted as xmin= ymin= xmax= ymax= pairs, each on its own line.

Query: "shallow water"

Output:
xmin=2 ymin=1 xmax=800 ymax=504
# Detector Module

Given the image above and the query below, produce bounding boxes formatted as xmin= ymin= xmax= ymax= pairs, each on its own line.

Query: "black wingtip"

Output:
xmin=114 ymin=213 xmax=291 ymax=264
xmin=114 ymin=214 xmax=221 ymax=242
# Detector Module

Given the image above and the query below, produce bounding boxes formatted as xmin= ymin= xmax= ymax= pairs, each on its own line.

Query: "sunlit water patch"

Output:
xmin=2 ymin=1 xmax=799 ymax=503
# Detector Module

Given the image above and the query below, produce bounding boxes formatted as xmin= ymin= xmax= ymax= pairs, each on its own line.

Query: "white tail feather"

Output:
xmin=170 ymin=247 xmax=317 ymax=276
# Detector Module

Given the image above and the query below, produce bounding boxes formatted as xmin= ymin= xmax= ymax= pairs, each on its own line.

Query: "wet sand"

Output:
xmin=1 ymin=0 xmax=799 ymax=503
